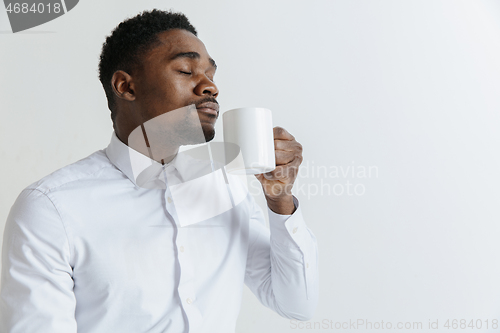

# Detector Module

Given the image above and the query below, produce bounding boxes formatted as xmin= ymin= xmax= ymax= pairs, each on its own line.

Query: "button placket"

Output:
xmin=175 ymin=222 xmax=202 ymax=330
xmin=162 ymin=164 xmax=203 ymax=330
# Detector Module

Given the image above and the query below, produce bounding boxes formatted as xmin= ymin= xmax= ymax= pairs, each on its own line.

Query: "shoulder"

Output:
xmin=24 ymin=149 xmax=116 ymax=195
xmin=7 ymin=149 xmax=118 ymax=228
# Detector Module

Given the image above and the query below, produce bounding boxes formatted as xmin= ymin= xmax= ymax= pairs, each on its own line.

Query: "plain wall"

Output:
xmin=1 ymin=0 xmax=500 ymax=332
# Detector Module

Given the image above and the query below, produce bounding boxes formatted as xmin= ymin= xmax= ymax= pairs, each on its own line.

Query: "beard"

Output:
xmin=201 ymin=123 xmax=216 ymax=142
xmin=170 ymin=107 xmax=216 ymax=145
xmin=128 ymin=104 xmax=218 ymax=164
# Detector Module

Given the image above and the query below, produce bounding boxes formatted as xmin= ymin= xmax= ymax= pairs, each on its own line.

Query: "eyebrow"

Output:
xmin=170 ymin=52 xmax=217 ymax=70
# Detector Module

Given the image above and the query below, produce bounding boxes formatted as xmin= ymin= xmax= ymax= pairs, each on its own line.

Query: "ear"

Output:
xmin=111 ymin=70 xmax=136 ymax=102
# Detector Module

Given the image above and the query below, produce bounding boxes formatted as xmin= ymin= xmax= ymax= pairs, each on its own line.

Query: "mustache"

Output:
xmin=192 ymin=97 xmax=219 ymax=108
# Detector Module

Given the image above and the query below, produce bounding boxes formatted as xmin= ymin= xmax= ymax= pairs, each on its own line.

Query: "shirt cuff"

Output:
xmin=267 ymin=196 xmax=309 ymax=248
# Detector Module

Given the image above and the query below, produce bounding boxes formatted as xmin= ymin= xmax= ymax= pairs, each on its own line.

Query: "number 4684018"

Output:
xmin=6 ymin=2 xmax=62 ymax=14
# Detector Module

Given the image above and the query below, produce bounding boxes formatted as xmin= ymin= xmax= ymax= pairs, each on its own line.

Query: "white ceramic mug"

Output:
xmin=222 ymin=107 xmax=276 ymax=175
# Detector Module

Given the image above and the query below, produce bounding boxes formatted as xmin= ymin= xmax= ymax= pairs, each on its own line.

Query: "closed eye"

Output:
xmin=179 ymin=71 xmax=192 ymax=75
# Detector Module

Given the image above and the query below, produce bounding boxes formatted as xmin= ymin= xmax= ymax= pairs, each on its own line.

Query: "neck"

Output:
xmin=115 ymin=128 xmax=180 ymax=164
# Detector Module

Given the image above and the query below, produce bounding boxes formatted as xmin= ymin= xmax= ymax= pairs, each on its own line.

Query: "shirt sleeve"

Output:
xmin=0 ymin=189 xmax=77 ymax=332
xmin=244 ymin=195 xmax=319 ymax=321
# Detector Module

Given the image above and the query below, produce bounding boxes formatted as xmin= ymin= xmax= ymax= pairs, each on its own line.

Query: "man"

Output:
xmin=0 ymin=9 xmax=318 ymax=332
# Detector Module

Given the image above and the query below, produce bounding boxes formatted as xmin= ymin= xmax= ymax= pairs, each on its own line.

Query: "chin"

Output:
xmin=199 ymin=121 xmax=215 ymax=142
xmin=203 ymin=128 xmax=215 ymax=142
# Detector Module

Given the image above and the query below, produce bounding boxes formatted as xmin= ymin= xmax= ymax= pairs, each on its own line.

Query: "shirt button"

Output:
xmin=179 ymin=246 xmax=184 ymax=253
xmin=292 ymin=227 xmax=298 ymax=234
xmin=186 ymin=298 xmax=193 ymax=305
xmin=167 ymin=197 xmax=173 ymax=203
xmin=306 ymin=262 xmax=309 ymax=268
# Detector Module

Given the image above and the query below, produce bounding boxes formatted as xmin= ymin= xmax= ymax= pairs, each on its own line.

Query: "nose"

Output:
xmin=194 ymin=75 xmax=219 ymax=98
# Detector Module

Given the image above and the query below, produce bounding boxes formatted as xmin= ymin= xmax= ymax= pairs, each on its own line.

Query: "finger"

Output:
xmin=275 ymin=150 xmax=296 ymax=165
xmin=260 ymin=168 xmax=287 ymax=181
xmin=274 ymin=139 xmax=302 ymax=152
xmin=275 ymin=146 xmax=303 ymax=166
xmin=270 ymin=165 xmax=296 ymax=180
xmin=288 ymin=154 xmax=303 ymax=168
xmin=263 ymin=156 xmax=302 ymax=180
xmin=279 ymin=155 xmax=302 ymax=177
xmin=273 ymin=126 xmax=295 ymax=141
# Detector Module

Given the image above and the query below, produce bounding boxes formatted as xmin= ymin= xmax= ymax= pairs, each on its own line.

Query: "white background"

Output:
xmin=1 ymin=0 xmax=500 ymax=332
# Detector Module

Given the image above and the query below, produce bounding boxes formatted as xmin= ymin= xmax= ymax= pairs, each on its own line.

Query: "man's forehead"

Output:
xmin=154 ymin=30 xmax=209 ymax=58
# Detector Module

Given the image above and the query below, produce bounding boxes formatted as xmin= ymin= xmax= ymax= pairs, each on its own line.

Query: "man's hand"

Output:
xmin=256 ymin=126 xmax=303 ymax=215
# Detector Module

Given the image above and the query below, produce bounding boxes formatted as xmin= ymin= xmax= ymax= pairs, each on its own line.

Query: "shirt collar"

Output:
xmin=106 ymin=132 xmax=225 ymax=191
xmin=105 ymin=132 xmax=187 ymax=188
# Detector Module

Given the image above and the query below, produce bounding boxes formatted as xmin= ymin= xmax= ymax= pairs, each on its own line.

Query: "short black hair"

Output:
xmin=98 ymin=9 xmax=197 ymax=122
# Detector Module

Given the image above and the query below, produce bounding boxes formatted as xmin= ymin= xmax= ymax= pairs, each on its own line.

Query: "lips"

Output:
xmin=196 ymin=102 xmax=219 ymax=117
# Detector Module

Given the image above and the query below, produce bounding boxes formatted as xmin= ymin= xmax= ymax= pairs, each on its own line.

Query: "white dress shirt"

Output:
xmin=0 ymin=132 xmax=318 ymax=333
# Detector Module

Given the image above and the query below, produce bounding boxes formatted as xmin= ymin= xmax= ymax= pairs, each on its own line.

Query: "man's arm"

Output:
xmin=0 ymin=189 xmax=77 ymax=332
xmin=246 ymin=126 xmax=318 ymax=320
xmin=244 ymin=195 xmax=318 ymax=321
